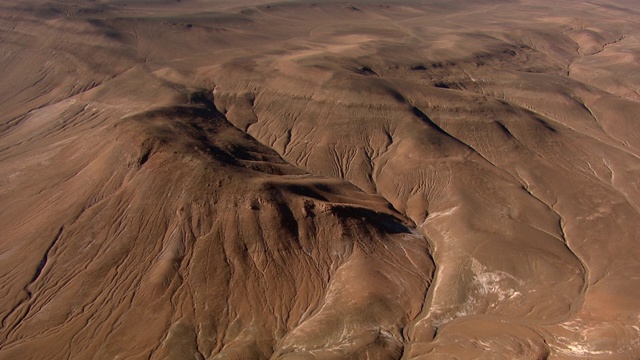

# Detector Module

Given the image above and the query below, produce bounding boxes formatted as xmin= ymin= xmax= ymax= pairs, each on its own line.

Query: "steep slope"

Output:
xmin=0 ymin=83 xmax=434 ymax=358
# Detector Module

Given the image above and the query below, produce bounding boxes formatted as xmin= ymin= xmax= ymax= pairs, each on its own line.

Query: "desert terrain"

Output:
xmin=1 ymin=0 xmax=640 ymax=358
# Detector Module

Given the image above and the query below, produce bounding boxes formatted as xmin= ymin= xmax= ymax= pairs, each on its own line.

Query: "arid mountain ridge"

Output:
xmin=1 ymin=0 xmax=640 ymax=358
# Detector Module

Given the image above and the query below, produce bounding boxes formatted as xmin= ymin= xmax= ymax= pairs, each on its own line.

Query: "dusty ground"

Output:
xmin=1 ymin=0 xmax=640 ymax=358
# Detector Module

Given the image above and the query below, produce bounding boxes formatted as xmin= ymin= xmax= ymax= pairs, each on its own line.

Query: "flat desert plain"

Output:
xmin=1 ymin=0 xmax=640 ymax=358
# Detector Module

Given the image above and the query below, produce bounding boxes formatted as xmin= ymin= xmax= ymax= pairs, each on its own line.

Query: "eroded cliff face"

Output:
xmin=1 ymin=0 xmax=640 ymax=358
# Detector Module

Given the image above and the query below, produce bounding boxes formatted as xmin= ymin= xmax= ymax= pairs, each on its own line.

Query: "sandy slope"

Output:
xmin=1 ymin=0 xmax=640 ymax=358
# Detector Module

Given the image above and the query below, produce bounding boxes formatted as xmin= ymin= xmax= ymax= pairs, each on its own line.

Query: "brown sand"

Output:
xmin=1 ymin=0 xmax=640 ymax=358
